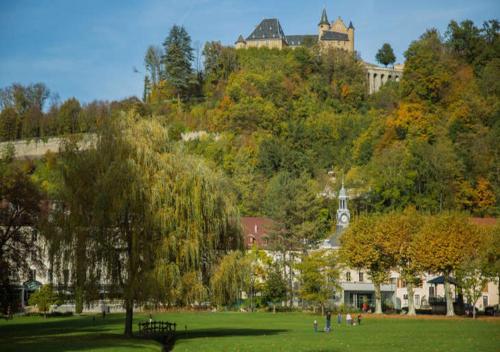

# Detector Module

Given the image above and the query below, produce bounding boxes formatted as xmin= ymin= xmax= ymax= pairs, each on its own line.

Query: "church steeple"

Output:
xmin=336 ymin=178 xmax=350 ymax=233
xmin=319 ymin=8 xmax=329 ymax=26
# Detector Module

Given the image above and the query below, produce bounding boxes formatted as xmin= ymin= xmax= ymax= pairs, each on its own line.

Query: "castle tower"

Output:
xmin=336 ymin=180 xmax=350 ymax=234
xmin=348 ymin=21 xmax=355 ymax=52
xmin=318 ymin=8 xmax=330 ymax=36
xmin=235 ymin=35 xmax=246 ymax=49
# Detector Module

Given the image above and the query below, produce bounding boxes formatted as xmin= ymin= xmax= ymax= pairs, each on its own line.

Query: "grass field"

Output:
xmin=0 ymin=312 xmax=499 ymax=352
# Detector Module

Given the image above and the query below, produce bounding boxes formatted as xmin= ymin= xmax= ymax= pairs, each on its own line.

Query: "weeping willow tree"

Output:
xmin=210 ymin=251 xmax=250 ymax=308
xmin=47 ymin=111 xmax=241 ymax=336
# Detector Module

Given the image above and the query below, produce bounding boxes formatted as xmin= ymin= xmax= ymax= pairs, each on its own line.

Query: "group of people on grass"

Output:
xmin=314 ymin=312 xmax=362 ymax=333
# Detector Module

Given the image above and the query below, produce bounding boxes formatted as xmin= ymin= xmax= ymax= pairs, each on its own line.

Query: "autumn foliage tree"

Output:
xmin=379 ymin=209 xmax=425 ymax=315
xmin=412 ymin=212 xmax=483 ymax=316
xmin=340 ymin=214 xmax=393 ymax=314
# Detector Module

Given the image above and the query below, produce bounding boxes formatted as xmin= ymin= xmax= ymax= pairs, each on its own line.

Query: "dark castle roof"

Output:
xmin=285 ymin=35 xmax=318 ymax=47
xmin=246 ymin=18 xmax=286 ymax=41
xmin=235 ymin=35 xmax=246 ymax=44
xmin=319 ymin=8 xmax=329 ymax=26
xmin=320 ymin=31 xmax=349 ymax=41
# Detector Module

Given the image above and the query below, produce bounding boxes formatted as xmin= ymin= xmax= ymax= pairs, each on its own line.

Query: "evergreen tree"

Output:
xmin=162 ymin=25 xmax=194 ymax=98
xmin=376 ymin=43 xmax=396 ymax=67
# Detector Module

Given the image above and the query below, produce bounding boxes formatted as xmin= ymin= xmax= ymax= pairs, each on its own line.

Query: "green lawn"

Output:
xmin=0 ymin=312 xmax=499 ymax=352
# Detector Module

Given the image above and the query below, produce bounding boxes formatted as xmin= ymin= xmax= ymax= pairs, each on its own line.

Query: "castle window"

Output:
xmin=346 ymin=272 xmax=351 ymax=282
xmin=358 ymin=272 xmax=364 ymax=282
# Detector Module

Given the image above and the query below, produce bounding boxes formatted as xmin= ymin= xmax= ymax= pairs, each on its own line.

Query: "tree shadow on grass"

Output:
xmin=0 ymin=315 xmax=162 ymax=352
xmin=176 ymin=327 xmax=288 ymax=340
xmin=0 ymin=315 xmax=123 ymax=339
xmin=2 ymin=333 xmax=161 ymax=352
xmin=166 ymin=328 xmax=288 ymax=351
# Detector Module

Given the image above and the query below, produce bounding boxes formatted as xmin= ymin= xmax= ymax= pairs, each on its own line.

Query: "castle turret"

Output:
xmin=235 ymin=35 xmax=246 ymax=49
xmin=348 ymin=21 xmax=355 ymax=52
xmin=318 ymin=8 xmax=330 ymax=36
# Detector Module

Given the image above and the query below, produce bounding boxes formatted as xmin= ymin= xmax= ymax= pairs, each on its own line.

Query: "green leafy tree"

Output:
xmin=296 ymin=250 xmax=340 ymax=315
xmin=401 ymin=29 xmax=455 ymax=103
xmin=263 ymin=262 xmax=287 ymax=313
xmin=455 ymin=236 xmax=490 ymax=319
xmin=203 ymin=42 xmax=239 ymax=94
xmin=28 ymin=284 xmax=56 ymax=316
xmin=0 ymin=107 xmax=20 ymax=141
xmin=57 ymin=98 xmax=81 ymax=134
xmin=376 ymin=43 xmax=396 ymax=67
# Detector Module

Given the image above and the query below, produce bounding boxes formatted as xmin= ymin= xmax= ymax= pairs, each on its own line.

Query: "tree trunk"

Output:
xmin=75 ymin=287 xmax=84 ymax=314
xmin=473 ymin=304 xmax=476 ymax=319
xmin=407 ymin=282 xmax=416 ymax=316
xmin=374 ymin=282 xmax=383 ymax=314
xmin=273 ymin=303 xmax=276 ymax=314
xmin=124 ymin=299 xmax=134 ymax=337
xmin=321 ymin=304 xmax=324 ymax=317
xmin=444 ymin=273 xmax=455 ymax=317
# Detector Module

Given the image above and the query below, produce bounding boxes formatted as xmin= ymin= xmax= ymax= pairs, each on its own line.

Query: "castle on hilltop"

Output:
xmin=235 ymin=7 xmax=405 ymax=94
xmin=235 ymin=8 xmax=355 ymax=52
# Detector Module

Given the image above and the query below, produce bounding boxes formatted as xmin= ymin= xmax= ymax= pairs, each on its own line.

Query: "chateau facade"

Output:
xmin=235 ymin=8 xmax=403 ymax=94
xmin=235 ymin=9 xmax=354 ymax=52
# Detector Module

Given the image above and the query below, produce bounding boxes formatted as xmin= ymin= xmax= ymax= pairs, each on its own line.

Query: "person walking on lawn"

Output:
xmin=325 ymin=311 xmax=332 ymax=332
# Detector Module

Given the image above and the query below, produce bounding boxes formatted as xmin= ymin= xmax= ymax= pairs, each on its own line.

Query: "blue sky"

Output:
xmin=1 ymin=0 xmax=498 ymax=104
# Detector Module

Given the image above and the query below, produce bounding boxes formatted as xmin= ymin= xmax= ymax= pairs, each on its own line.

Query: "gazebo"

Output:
xmin=427 ymin=276 xmax=463 ymax=314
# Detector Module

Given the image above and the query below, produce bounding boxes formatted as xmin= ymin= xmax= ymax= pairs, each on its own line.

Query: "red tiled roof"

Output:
xmin=240 ymin=217 xmax=276 ymax=249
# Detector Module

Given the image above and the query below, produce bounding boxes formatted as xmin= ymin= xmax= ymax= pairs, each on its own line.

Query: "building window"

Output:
xmin=346 ymin=272 xmax=351 ymax=282
xmin=29 ymin=269 xmax=36 ymax=281
xmin=403 ymin=294 xmax=408 ymax=301
xmin=358 ymin=272 xmax=364 ymax=282
xmin=429 ymin=286 xmax=435 ymax=298
xmin=415 ymin=294 xmax=420 ymax=306
xmin=483 ymin=295 xmax=488 ymax=308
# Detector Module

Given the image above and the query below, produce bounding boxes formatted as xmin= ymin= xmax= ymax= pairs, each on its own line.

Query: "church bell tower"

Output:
xmin=336 ymin=180 xmax=350 ymax=234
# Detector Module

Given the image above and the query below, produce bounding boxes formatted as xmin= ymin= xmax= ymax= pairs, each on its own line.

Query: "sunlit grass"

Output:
xmin=0 ymin=312 xmax=498 ymax=351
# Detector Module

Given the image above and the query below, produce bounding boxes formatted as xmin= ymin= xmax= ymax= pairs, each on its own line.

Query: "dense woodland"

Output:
xmin=1 ymin=20 xmax=498 ymax=219
xmin=1 ymin=19 xmax=499 ymax=329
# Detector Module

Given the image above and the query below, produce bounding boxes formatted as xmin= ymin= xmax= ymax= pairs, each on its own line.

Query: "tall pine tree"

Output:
xmin=162 ymin=25 xmax=194 ymax=98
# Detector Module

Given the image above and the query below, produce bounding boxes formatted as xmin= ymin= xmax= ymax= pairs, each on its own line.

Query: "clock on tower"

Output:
xmin=336 ymin=181 xmax=350 ymax=234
